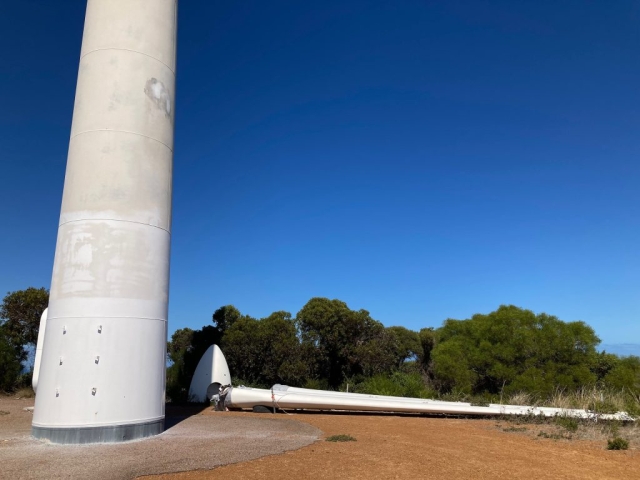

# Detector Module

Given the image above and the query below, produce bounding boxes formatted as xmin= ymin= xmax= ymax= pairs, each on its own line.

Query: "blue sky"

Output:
xmin=1 ymin=1 xmax=638 ymax=349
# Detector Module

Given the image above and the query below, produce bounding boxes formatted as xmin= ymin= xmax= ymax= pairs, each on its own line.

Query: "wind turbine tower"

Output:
xmin=32 ymin=0 xmax=178 ymax=443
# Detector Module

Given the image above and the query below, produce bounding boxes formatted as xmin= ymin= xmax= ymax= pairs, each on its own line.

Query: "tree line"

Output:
xmin=1 ymin=288 xmax=638 ymax=407
xmin=167 ymin=298 xmax=640 ymax=404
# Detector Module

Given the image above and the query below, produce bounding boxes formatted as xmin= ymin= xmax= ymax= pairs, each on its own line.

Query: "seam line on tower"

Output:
xmin=58 ymin=217 xmax=171 ymax=234
xmin=46 ymin=316 xmax=167 ymax=322
xmin=80 ymin=48 xmax=175 ymax=74
xmin=70 ymin=129 xmax=173 ymax=153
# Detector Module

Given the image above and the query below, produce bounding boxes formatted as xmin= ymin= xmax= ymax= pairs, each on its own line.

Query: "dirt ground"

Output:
xmin=145 ymin=410 xmax=640 ymax=480
xmin=2 ymin=396 xmax=639 ymax=480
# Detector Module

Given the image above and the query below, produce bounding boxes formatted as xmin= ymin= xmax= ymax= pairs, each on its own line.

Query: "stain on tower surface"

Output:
xmin=32 ymin=0 xmax=178 ymax=444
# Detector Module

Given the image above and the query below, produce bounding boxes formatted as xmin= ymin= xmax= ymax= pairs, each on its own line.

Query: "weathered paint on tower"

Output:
xmin=32 ymin=0 xmax=178 ymax=444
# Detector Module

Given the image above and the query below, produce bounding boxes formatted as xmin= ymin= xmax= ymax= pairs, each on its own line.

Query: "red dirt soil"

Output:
xmin=144 ymin=410 xmax=639 ymax=480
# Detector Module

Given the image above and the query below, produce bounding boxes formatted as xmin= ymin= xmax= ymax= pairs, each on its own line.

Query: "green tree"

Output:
xmin=430 ymin=305 xmax=601 ymax=396
xmin=166 ymin=306 xmax=244 ymax=402
xmin=220 ymin=316 xmax=262 ymax=385
xmin=603 ymin=356 xmax=640 ymax=393
xmin=592 ymin=351 xmax=621 ymax=382
xmin=417 ymin=327 xmax=436 ymax=372
xmin=296 ymin=298 xmax=396 ymax=387
xmin=353 ymin=330 xmax=398 ymax=378
xmin=166 ymin=326 xmax=219 ymax=402
xmin=223 ymin=311 xmax=307 ymax=386
xmin=212 ymin=305 xmax=242 ymax=338
xmin=167 ymin=327 xmax=195 ymax=365
xmin=166 ymin=328 xmax=194 ymax=402
xmin=0 ymin=287 xmax=49 ymax=362
xmin=430 ymin=339 xmax=475 ymax=393
xmin=0 ymin=326 xmax=22 ymax=391
xmin=387 ymin=326 xmax=422 ymax=367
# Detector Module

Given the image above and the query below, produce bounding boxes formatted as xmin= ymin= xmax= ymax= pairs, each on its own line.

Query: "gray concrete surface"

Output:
xmin=0 ymin=398 xmax=321 ymax=480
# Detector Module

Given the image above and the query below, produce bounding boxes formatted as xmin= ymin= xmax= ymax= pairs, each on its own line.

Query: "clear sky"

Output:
xmin=1 ymin=1 xmax=638 ymax=349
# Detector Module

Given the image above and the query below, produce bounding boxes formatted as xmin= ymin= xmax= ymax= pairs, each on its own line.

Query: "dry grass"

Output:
xmin=14 ymin=387 xmax=34 ymax=399
xmin=497 ymin=418 xmax=640 ymax=449
xmin=506 ymin=392 xmax=534 ymax=406
xmin=496 ymin=387 xmax=640 ymax=450
xmin=503 ymin=387 xmax=640 ymax=417
xmin=498 ymin=405 xmax=640 ymax=450
xmin=572 ymin=421 xmax=637 ymax=447
xmin=546 ymin=387 xmax=623 ymax=412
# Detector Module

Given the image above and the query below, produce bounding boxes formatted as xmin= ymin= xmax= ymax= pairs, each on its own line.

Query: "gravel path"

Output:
xmin=0 ymin=398 xmax=320 ymax=480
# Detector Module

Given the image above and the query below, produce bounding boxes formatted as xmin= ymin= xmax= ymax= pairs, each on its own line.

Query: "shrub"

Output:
xmin=555 ymin=416 xmax=579 ymax=433
xmin=354 ymin=375 xmax=404 ymax=396
xmin=503 ymin=426 xmax=527 ymax=432
xmin=624 ymin=398 xmax=640 ymax=419
xmin=538 ymin=431 xmax=572 ymax=440
xmin=589 ymin=400 xmax=619 ymax=414
xmin=603 ymin=356 xmax=640 ymax=393
xmin=326 ymin=434 xmax=356 ymax=442
xmin=354 ymin=372 xmax=433 ymax=398
xmin=304 ymin=378 xmax=331 ymax=391
xmin=607 ymin=437 xmax=629 ymax=450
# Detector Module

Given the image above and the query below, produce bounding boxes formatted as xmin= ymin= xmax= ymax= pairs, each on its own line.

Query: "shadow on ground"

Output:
xmin=164 ymin=403 xmax=210 ymax=430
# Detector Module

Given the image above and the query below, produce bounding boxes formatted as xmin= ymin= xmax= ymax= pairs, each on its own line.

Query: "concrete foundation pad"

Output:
xmin=1 ymin=399 xmax=320 ymax=480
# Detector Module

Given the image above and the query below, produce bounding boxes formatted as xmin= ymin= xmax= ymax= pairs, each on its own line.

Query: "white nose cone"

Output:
xmin=188 ymin=345 xmax=232 ymax=403
xmin=31 ymin=308 xmax=48 ymax=394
